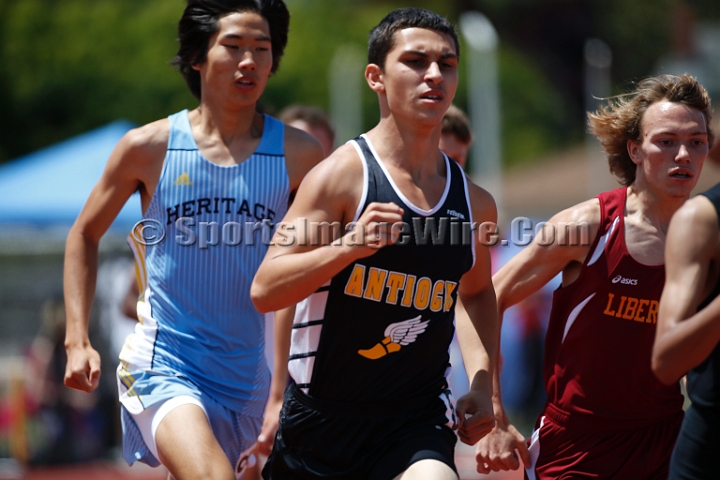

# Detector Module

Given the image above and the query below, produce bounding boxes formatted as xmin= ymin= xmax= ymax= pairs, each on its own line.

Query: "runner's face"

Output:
xmin=288 ymin=120 xmax=334 ymax=158
xmin=193 ymin=11 xmax=273 ymax=106
xmin=629 ymin=100 xmax=709 ymax=198
xmin=439 ymin=133 xmax=469 ymax=168
xmin=380 ymin=28 xmax=458 ymax=124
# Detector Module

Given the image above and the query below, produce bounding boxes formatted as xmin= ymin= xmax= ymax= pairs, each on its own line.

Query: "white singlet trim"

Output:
xmin=587 ymin=216 xmax=619 ymax=266
xmin=349 ymin=140 xmax=370 ymax=223
xmin=561 ymin=293 xmax=596 ymax=343
xmin=360 ymin=134 xmax=451 ymax=216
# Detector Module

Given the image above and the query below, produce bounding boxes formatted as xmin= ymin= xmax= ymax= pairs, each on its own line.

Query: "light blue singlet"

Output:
xmin=120 ymin=110 xmax=289 ymax=416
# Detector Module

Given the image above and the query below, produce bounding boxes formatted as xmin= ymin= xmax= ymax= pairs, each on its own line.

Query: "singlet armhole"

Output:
xmin=141 ymin=116 xmax=177 ymax=219
xmin=554 ymin=196 xmax=608 ymax=292
xmin=348 ymin=140 xmax=369 ymax=223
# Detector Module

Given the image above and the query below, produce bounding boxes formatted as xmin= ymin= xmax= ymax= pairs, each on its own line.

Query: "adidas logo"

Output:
xmin=173 ymin=172 xmax=192 ymax=186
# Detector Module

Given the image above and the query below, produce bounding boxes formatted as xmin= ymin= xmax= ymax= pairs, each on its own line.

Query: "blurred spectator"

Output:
xmin=20 ymin=297 xmax=114 ymax=465
xmin=439 ymin=104 xmax=473 ymax=168
xmin=495 ymin=249 xmax=555 ymax=434
xmin=278 ymin=104 xmax=335 ymax=157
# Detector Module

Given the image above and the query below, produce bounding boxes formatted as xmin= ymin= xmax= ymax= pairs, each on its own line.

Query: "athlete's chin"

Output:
xmin=665 ymin=183 xmax=697 ymax=199
xmin=227 ymin=93 xmax=263 ymax=109
xmin=412 ymin=107 xmax=446 ymax=125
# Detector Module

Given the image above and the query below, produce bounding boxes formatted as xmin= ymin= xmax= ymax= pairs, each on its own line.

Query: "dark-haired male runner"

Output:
xmin=63 ymin=1 xmax=323 ymax=478
xmin=252 ymin=7 xmax=498 ymax=480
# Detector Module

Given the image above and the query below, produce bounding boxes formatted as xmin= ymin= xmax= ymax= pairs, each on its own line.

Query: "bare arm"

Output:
xmin=251 ymin=145 xmax=404 ymax=313
xmin=493 ymin=199 xmax=600 ymax=313
xmin=653 ymin=196 xmax=720 ymax=385
xmin=64 ymin=123 xmax=166 ymax=392
xmin=256 ymin=306 xmax=295 ymax=456
xmin=452 ymin=182 xmax=499 ymax=446
xmin=465 ymin=199 xmax=600 ymax=472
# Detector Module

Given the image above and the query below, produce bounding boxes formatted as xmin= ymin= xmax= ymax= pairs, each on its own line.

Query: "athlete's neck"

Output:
xmin=193 ymin=102 xmax=262 ymax=146
xmin=366 ymin=115 xmax=444 ymax=174
xmin=626 ymin=184 xmax=687 ymax=234
xmin=188 ymin=104 xmax=264 ymax=166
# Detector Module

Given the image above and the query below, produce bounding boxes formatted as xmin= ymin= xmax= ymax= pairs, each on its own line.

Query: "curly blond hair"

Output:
xmin=587 ymin=74 xmax=714 ymax=186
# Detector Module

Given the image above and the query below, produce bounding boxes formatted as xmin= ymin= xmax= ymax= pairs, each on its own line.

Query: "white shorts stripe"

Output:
xmin=525 ymin=415 xmax=546 ymax=480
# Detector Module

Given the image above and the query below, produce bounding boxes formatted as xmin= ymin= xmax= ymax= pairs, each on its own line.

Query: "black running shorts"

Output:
xmin=263 ymin=384 xmax=457 ymax=480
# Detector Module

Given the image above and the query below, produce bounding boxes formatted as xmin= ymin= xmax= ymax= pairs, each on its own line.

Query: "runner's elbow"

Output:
xmin=651 ymin=352 xmax=681 ymax=386
xmin=250 ymin=281 xmax=272 ymax=314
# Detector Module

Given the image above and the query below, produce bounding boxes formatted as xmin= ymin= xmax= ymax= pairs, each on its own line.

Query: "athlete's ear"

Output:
xmin=190 ymin=53 xmax=206 ymax=72
xmin=627 ymin=139 xmax=643 ymax=165
xmin=365 ymin=63 xmax=385 ymax=94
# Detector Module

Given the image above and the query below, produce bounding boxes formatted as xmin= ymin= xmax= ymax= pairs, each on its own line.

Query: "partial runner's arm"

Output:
xmin=64 ymin=121 xmax=167 ymax=392
xmin=454 ymin=181 xmax=498 ymax=446
xmin=257 ymin=305 xmax=295 ymax=456
xmin=653 ymin=195 xmax=720 ymax=385
xmin=463 ymin=199 xmax=600 ymax=472
xmin=251 ymin=144 xmax=404 ymax=313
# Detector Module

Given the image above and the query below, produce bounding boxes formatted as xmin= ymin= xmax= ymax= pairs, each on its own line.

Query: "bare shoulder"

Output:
xmin=283 ymin=124 xmax=325 ymax=191
xmin=668 ymin=194 xmax=719 ymax=256
xmin=287 ymin=142 xmax=364 ymax=224
xmin=114 ymin=118 xmax=170 ymax=168
xmin=318 ymin=142 xmax=362 ymax=172
xmin=303 ymin=143 xmax=363 ymax=196
xmin=551 ymin=197 xmax=601 ymax=228
xmin=672 ymin=194 xmax=717 ymax=230
xmin=464 ymin=178 xmax=497 ymax=225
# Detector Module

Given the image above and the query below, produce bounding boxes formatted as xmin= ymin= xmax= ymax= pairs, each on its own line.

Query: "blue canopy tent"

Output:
xmin=0 ymin=121 xmax=141 ymax=241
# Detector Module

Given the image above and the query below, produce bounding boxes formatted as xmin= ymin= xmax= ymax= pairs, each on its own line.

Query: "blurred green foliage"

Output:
xmin=0 ymin=0 xmax=191 ymax=162
xmin=0 ymin=0 xmax=717 ymax=167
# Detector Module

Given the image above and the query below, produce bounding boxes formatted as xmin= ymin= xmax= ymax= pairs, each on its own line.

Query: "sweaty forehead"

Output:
xmin=641 ymin=100 xmax=707 ymax=135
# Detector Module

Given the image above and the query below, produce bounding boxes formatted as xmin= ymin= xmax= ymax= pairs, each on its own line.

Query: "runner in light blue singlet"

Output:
xmin=118 ymin=109 xmax=289 ymax=467
xmin=64 ymin=3 xmax=324 ymax=478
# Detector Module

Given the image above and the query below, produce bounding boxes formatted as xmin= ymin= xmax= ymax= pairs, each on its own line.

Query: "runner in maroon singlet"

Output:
xmin=456 ymin=73 xmax=713 ymax=479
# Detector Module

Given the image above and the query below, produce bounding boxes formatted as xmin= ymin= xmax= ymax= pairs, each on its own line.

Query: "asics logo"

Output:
xmin=612 ymin=275 xmax=638 ymax=286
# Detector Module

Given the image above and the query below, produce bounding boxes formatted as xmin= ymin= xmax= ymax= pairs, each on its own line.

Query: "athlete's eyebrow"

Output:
xmin=222 ymin=33 xmax=271 ymax=42
xmin=402 ymin=50 xmax=458 ymax=60
xmin=650 ymin=129 xmax=708 ymax=137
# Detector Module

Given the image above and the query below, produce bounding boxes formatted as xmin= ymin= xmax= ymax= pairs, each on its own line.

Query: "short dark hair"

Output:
xmin=368 ymin=8 xmax=459 ymax=69
xmin=442 ymin=104 xmax=472 ymax=144
xmin=588 ymin=74 xmax=714 ymax=186
xmin=172 ymin=0 xmax=290 ymax=100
